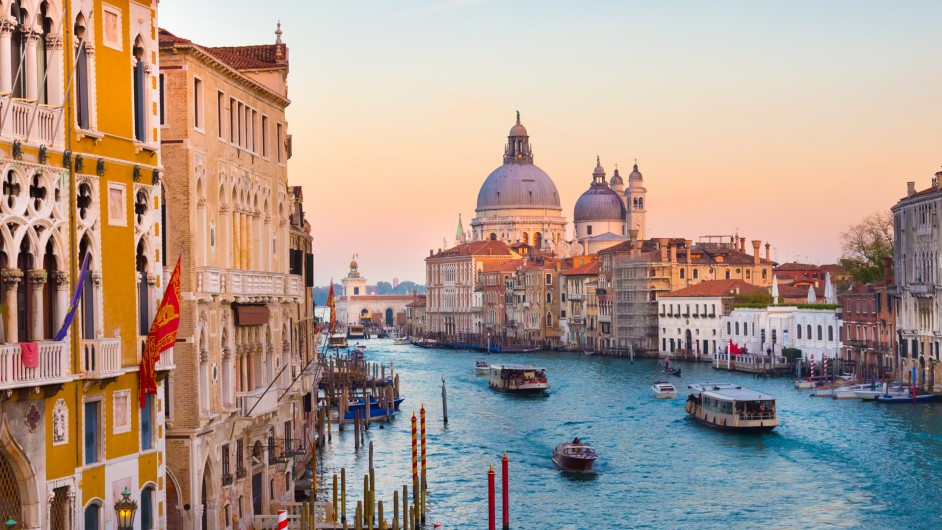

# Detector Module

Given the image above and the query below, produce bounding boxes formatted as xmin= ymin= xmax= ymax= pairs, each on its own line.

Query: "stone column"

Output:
xmin=25 ymin=28 xmax=40 ymax=101
xmin=247 ymin=343 xmax=256 ymax=390
xmin=238 ymin=345 xmax=247 ymax=393
xmin=1 ymin=269 xmax=23 ymax=343
xmin=0 ymin=17 xmax=15 ymax=94
xmin=27 ymin=269 xmax=47 ymax=340
xmin=231 ymin=208 xmax=240 ymax=269
xmin=240 ymin=211 xmax=248 ymax=270
xmin=54 ymin=271 xmax=69 ymax=332
xmin=44 ymin=34 xmax=63 ymax=105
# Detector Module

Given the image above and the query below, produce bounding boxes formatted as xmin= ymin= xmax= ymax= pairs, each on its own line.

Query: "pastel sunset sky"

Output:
xmin=162 ymin=0 xmax=942 ymax=286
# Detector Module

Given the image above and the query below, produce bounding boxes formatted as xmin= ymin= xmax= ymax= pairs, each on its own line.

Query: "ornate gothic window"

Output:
xmin=132 ymin=35 xmax=147 ymax=141
xmin=74 ymin=13 xmax=91 ymax=129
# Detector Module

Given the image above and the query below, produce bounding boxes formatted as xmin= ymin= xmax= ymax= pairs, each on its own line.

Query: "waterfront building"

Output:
xmin=721 ymin=305 xmax=842 ymax=363
xmin=336 ymin=259 xmax=413 ymax=330
xmin=839 ymin=261 xmax=896 ymax=379
xmin=476 ymin=259 xmax=521 ymax=347
xmin=0 ymin=1 xmax=170 ymax=528
xmin=470 ymin=114 xmax=567 ymax=248
xmin=573 ymin=158 xmax=627 ymax=253
xmin=425 ymin=240 xmax=520 ymax=341
xmin=405 ymin=294 xmax=427 ymax=338
xmin=504 ymin=256 xmax=563 ymax=349
xmin=160 ymin=26 xmax=312 ymax=529
xmin=892 ymin=173 xmax=942 ymax=390
xmin=601 ymin=234 xmax=776 ymax=355
xmin=624 ymin=163 xmax=647 ymax=242
xmin=560 ymin=258 xmax=599 ymax=350
xmin=658 ymin=280 xmax=766 ymax=359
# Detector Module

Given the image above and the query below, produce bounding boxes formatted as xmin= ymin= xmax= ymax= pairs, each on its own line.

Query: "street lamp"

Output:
xmin=5 ymin=519 xmax=16 ymax=529
xmin=487 ymin=333 xmax=491 ymax=353
xmin=114 ymin=488 xmax=138 ymax=530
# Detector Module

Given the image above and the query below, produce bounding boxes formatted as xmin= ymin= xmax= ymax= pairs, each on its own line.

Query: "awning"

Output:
xmin=234 ymin=304 xmax=270 ymax=326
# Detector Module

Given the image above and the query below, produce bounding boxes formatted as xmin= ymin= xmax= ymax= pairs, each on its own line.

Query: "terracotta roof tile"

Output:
xmin=562 ymin=261 xmax=599 ymax=276
xmin=159 ymin=27 xmax=288 ymax=71
xmin=660 ymin=279 xmax=767 ymax=298
xmin=428 ymin=240 xmax=514 ymax=259
xmin=774 ymin=262 xmax=819 ymax=271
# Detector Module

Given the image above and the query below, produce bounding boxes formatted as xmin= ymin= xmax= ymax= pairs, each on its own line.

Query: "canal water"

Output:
xmin=314 ymin=340 xmax=942 ymax=529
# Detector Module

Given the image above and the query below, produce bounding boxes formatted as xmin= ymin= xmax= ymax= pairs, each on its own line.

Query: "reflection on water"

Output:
xmin=314 ymin=341 xmax=942 ymax=528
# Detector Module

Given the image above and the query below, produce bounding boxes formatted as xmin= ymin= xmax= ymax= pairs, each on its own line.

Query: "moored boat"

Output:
xmin=652 ymin=381 xmax=677 ymax=399
xmin=327 ymin=333 xmax=348 ymax=349
xmin=685 ymin=383 xmax=778 ymax=432
xmin=833 ymin=383 xmax=879 ymax=400
xmin=348 ymin=325 xmax=367 ymax=339
xmin=393 ymin=337 xmax=410 ymax=345
xmin=552 ymin=438 xmax=598 ymax=472
xmin=488 ymin=364 xmax=549 ymax=394
xmin=474 ymin=361 xmax=489 ymax=375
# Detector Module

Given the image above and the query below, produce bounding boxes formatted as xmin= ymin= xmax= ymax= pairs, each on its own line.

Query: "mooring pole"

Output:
xmin=502 ymin=452 xmax=509 ymax=529
xmin=441 ymin=376 xmax=448 ymax=425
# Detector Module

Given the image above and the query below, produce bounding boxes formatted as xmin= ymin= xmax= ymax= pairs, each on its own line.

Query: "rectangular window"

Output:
xmin=141 ymin=393 xmax=154 ymax=450
xmin=236 ymin=439 xmax=245 ymax=477
xmin=262 ymin=115 xmax=269 ymax=156
xmin=229 ymin=98 xmax=236 ymax=142
xmin=222 ymin=443 xmax=231 ymax=476
xmin=252 ymin=109 xmax=258 ymax=152
xmin=237 ymin=102 xmax=243 ymax=146
xmin=158 ymin=74 xmax=165 ymax=125
xmin=277 ymin=122 xmax=284 ymax=163
xmin=284 ymin=421 xmax=292 ymax=453
xmin=84 ymin=399 xmax=101 ymax=464
xmin=244 ymin=105 xmax=251 ymax=149
xmin=193 ymin=77 xmax=203 ymax=130
xmin=217 ymin=91 xmax=224 ymax=138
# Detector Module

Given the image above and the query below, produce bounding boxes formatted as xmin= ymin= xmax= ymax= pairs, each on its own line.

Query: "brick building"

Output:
xmin=160 ymin=25 xmax=309 ymax=529
xmin=839 ymin=263 xmax=896 ymax=380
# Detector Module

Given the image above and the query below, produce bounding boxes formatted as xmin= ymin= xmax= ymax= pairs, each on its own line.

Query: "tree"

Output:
xmin=839 ymin=211 xmax=893 ymax=284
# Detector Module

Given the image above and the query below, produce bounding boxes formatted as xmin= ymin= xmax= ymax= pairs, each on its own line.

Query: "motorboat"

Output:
xmin=652 ymin=381 xmax=677 ymax=399
xmin=854 ymin=382 xmax=905 ymax=400
xmin=488 ymin=364 xmax=549 ymax=394
xmin=795 ymin=376 xmax=828 ymax=390
xmin=348 ymin=325 xmax=367 ymax=339
xmin=833 ymin=383 xmax=879 ymax=400
xmin=327 ymin=333 xmax=348 ymax=349
xmin=354 ymin=343 xmax=367 ymax=352
xmin=475 ymin=361 xmax=489 ymax=375
xmin=552 ymin=439 xmax=598 ymax=472
xmin=810 ymin=387 xmax=835 ymax=397
xmin=686 ymin=383 xmax=778 ymax=433
xmin=874 ymin=389 xmax=936 ymax=403
xmin=393 ymin=337 xmax=411 ymax=345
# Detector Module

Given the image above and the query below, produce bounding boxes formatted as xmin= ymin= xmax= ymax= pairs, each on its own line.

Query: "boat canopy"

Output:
xmin=489 ymin=364 xmax=546 ymax=372
xmin=688 ymin=383 xmax=774 ymax=402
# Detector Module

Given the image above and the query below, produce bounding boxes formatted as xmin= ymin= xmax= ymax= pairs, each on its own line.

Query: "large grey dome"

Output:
xmin=574 ymin=186 xmax=625 ymax=222
xmin=476 ymin=163 xmax=562 ymax=211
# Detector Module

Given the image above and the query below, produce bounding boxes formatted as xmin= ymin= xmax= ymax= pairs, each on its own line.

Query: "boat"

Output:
xmin=874 ymin=387 xmax=936 ymax=403
xmin=475 ymin=361 xmax=489 ymax=375
xmin=354 ymin=342 xmax=367 ymax=352
xmin=810 ymin=387 xmax=836 ymax=397
xmin=794 ymin=376 xmax=828 ymax=389
xmin=340 ymin=396 xmax=405 ymax=423
xmin=488 ymin=364 xmax=549 ymax=394
xmin=552 ymin=438 xmax=598 ymax=472
xmin=833 ymin=383 xmax=880 ymax=400
xmin=393 ymin=337 xmax=411 ymax=345
xmin=348 ymin=325 xmax=367 ymax=340
xmin=854 ymin=382 xmax=905 ymax=401
xmin=685 ymin=383 xmax=778 ymax=432
xmin=652 ymin=381 xmax=677 ymax=399
xmin=659 ymin=361 xmax=681 ymax=377
xmin=327 ymin=333 xmax=348 ymax=349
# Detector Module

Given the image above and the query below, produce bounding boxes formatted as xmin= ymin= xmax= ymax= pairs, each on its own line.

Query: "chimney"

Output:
xmin=882 ymin=256 xmax=894 ymax=283
xmin=659 ymin=238 xmax=668 ymax=262
xmin=765 ymin=243 xmax=771 ymax=261
xmin=685 ymin=240 xmax=692 ymax=264
xmin=737 ymin=237 xmax=743 ymax=252
xmin=669 ymin=242 xmax=677 ymax=263
xmin=935 ymin=171 xmax=942 ymax=190
xmin=907 ymin=181 xmax=916 ymax=196
xmin=751 ymin=240 xmax=761 ymax=265
xmin=429 ymin=249 xmax=433 ymax=257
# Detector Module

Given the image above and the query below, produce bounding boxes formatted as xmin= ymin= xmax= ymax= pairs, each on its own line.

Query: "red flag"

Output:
xmin=729 ymin=339 xmax=741 ymax=355
xmin=139 ymin=257 xmax=182 ymax=407
xmin=326 ymin=280 xmax=336 ymax=334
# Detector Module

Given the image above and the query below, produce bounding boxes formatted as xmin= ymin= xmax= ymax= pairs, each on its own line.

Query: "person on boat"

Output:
xmin=665 ymin=356 xmax=670 ymax=371
xmin=572 ymin=437 xmax=580 ymax=445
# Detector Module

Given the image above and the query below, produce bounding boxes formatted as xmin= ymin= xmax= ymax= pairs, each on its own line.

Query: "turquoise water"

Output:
xmin=314 ymin=341 xmax=942 ymax=529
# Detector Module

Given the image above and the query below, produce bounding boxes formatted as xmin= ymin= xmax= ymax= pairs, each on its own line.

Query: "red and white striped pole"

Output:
xmin=487 ymin=464 xmax=496 ymax=530
xmin=277 ymin=509 xmax=288 ymax=530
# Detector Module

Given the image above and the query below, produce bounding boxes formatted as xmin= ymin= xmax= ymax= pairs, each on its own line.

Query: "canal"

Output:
xmin=314 ymin=341 xmax=942 ymax=529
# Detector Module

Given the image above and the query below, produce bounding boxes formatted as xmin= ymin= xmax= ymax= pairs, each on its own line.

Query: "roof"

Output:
xmin=562 ymin=261 xmax=599 ymax=276
xmin=688 ymin=383 xmax=774 ymax=401
xmin=160 ymin=28 xmax=287 ymax=72
xmin=482 ymin=259 xmax=525 ymax=273
xmin=476 ymin=162 xmax=562 ymax=211
xmin=490 ymin=364 xmax=545 ymax=371
xmin=338 ymin=295 xmax=415 ymax=302
xmin=774 ymin=262 xmax=819 ymax=271
xmin=660 ymin=279 xmax=767 ymax=298
xmin=428 ymin=240 xmax=514 ymax=259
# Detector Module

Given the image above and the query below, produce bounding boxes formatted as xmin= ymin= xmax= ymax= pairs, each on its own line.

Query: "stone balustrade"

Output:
xmin=196 ymin=267 xmax=304 ymax=299
xmin=237 ymin=387 xmax=280 ymax=417
xmin=79 ymin=338 xmax=121 ymax=378
xmin=0 ymin=341 xmax=70 ymax=390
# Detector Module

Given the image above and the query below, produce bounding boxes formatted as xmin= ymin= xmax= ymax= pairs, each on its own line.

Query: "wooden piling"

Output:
xmin=393 ymin=489 xmax=399 ymax=530
xmin=341 ymin=467 xmax=347 ymax=524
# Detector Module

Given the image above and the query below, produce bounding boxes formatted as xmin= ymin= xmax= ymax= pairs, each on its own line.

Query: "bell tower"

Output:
xmin=625 ymin=162 xmax=647 ymax=241
xmin=342 ymin=255 xmax=367 ymax=297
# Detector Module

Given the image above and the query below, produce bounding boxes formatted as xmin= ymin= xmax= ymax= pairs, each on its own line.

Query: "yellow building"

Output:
xmin=0 ymin=1 xmax=168 ymax=529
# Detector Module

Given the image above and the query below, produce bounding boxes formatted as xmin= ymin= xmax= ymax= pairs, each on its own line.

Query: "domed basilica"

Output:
xmin=468 ymin=113 xmax=647 ymax=256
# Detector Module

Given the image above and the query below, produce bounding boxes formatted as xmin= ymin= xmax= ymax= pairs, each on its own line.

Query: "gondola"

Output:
xmin=659 ymin=362 xmax=681 ymax=377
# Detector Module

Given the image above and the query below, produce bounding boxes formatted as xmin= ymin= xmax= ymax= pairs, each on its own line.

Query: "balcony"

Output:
xmin=80 ymin=338 xmax=122 ymax=379
xmin=156 ymin=346 xmax=175 ymax=371
xmin=237 ymin=388 xmax=280 ymax=417
xmin=0 ymin=341 xmax=70 ymax=391
xmin=197 ymin=267 xmax=303 ymax=300
xmin=568 ymin=293 xmax=586 ymax=301
xmin=0 ymin=99 xmax=63 ymax=146
xmin=569 ymin=316 xmax=585 ymax=326
xmin=909 ymin=283 xmax=934 ymax=296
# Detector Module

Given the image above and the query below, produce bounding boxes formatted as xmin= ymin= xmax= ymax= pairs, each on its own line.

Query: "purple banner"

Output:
xmin=54 ymin=252 xmax=91 ymax=341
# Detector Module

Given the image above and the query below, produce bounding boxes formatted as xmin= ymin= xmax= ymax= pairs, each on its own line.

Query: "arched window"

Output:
xmin=141 ymin=486 xmax=155 ymax=530
xmin=587 ymin=225 xmax=592 ymax=236
xmin=84 ymin=502 xmax=102 ymax=530
xmin=546 ymin=312 xmax=552 ymax=327
xmin=137 ymin=239 xmax=149 ymax=335
xmin=534 ymin=232 xmax=543 ymax=249
xmin=724 ymin=269 xmax=730 ymax=280
xmin=817 ymin=325 xmax=823 ymax=341
xmin=521 ymin=232 xmax=529 ymax=245
xmin=797 ymin=325 xmax=802 ymax=339
xmin=727 ymin=322 xmax=731 ymax=334
xmin=638 ymin=198 xmax=644 ymax=209
xmin=762 ymin=269 xmax=768 ymax=279
xmin=17 ymin=238 xmax=33 ymax=341
xmin=693 ymin=269 xmax=699 ymax=279
xmin=132 ymin=35 xmax=147 ymax=141
xmin=489 ymin=233 xmax=496 ymax=241
xmin=745 ymin=269 xmax=751 ymax=279
xmin=10 ymin=0 xmax=26 ymax=98
xmin=42 ymin=239 xmax=57 ymax=339
xmin=806 ymin=325 xmax=811 ymax=340
xmin=735 ymin=322 xmax=740 ymax=335
xmin=74 ymin=13 xmax=91 ymax=129
xmin=546 ymin=292 xmax=552 ymax=304
xmin=679 ymin=268 xmax=685 ymax=279
xmin=828 ymin=325 xmax=834 ymax=341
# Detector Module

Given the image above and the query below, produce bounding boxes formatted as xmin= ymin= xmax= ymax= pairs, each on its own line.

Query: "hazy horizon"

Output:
xmin=161 ymin=0 xmax=942 ymax=285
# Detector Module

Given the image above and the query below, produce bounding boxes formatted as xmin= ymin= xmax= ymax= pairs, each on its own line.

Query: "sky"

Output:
xmin=160 ymin=0 xmax=942 ymax=286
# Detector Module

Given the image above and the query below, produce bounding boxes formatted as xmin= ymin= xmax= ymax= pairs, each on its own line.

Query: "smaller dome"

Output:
xmin=609 ymin=167 xmax=624 ymax=188
xmin=350 ymin=260 xmax=358 ymax=270
xmin=592 ymin=156 xmax=606 ymax=182
xmin=629 ymin=162 xmax=643 ymax=182
xmin=509 ymin=111 xmax=528 ymax=137
xmin=574 ymin=186 xmax=626 ymax=223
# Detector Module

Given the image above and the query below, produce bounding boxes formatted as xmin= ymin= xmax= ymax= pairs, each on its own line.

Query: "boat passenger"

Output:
xmin=572 ymin=437 xmax=580 ymax=445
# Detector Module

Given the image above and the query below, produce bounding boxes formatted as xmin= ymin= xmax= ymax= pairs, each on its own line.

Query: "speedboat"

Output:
xmin=652 ymin=381 xmax=677 ymax=399
xmin=810 ymin=387 xmax=835 ymax=397
xmin=833 ymin=383 xmax=879 ymax=400
xmin=855 ymin=382 xmax=904 ymax=400
xmin=474 ymin=361 xmax=489 ymax=375
xmin=393 ymin=337 xmax=410 ymax=345
xmin=354 ymin=343 xmax=367 ymax=352
xmin=552 ymin=439 xmax=598 ymax=472
xmin=795 ymin=376 xmax=827 ymax=389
